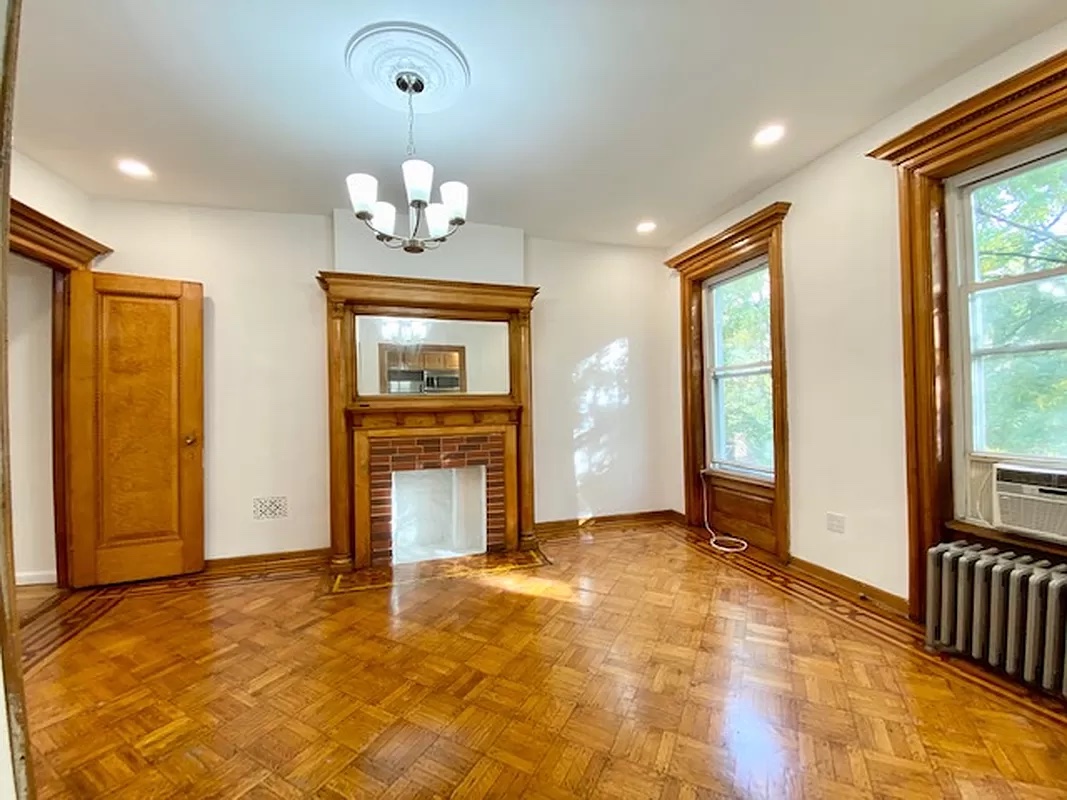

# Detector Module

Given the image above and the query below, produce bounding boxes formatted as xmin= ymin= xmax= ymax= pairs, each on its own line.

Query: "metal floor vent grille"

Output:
xmin=926 ymin=541 xmax=1067 ymax=698
xmin=252 ymin=496 xmax=288 ymax=520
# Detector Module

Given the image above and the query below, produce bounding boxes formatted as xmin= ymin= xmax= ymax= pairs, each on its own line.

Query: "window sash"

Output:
xmin=953 ymin=143 xmax=1067 ymax=466
xmin=702 ymin=258 xmax=774 ymax=477
xmin=709 ymin=369 xmax=774 ymax=475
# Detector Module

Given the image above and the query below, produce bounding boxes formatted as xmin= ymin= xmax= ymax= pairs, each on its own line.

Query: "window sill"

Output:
xmin=702 ymin=467 xmax=775 ymax=492
xmin=945 ymin=519 xmax=1067 ymax=562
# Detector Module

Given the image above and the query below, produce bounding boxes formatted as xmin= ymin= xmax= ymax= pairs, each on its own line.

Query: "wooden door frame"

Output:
xmin=666 ymin=202 xmax=792 ymax=562
xmin=8 ymin=199 xmax=111 ymax=588
xmin=868 ymin=49 xmax=1067 ymax=621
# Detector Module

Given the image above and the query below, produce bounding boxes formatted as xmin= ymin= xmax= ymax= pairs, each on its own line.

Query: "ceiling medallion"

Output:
xmin=344 ymin=23 xmax=470 ymax=254
xmin=345 ymin=22 xmax=470 ymax=113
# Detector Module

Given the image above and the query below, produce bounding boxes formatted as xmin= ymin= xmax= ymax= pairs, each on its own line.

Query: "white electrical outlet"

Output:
xmin=826 ymin=512 xmax=846 ymax=535
xmin=253 ymin=496 xmax=288 ymax=520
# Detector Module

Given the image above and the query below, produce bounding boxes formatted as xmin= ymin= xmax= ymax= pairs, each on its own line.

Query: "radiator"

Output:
xmin=926 ymin=541 xmax=1067 ymax=697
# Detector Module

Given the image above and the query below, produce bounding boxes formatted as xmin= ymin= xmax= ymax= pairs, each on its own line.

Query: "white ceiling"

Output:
xmin=13 ymin=1 xmax=1067 ymax=246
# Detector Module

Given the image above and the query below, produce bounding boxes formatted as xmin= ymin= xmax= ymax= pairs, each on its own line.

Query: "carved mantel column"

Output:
xmin=515 ymin=310 xmax=537 ymax=550
xmin=326 ymin=299 xmax=353 ymax=571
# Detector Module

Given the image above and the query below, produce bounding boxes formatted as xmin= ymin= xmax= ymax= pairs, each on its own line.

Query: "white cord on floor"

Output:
xmin=701 ymin=471 xmax=749 ymax=553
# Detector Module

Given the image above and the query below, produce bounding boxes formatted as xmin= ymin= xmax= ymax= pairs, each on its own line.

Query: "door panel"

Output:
xmin=68 ymin=271 xmax=203 ymax=587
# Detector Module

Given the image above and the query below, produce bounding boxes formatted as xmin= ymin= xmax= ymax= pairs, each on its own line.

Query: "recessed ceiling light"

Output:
xmin=753 ymin=124 xmax=786 ymax=148
xmin=116 ymin=158 xmax=154 ymax=179
xmin=636 ymin=220 xmax=657 ymax=234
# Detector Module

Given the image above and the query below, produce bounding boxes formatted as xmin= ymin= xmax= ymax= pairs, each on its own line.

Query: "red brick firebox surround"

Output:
xmin=368 ymin=432 xmax=507 ymax=563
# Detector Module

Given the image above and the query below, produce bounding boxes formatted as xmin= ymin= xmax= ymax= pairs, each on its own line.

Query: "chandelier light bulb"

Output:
xmin=346 ymin=173 xmax=378 ymax=218
xmin=439 ymin=181 xmax=468 ymax=224
xmin=426 ymin=203 xmax=449 ymax=239
xmin=402 ymin=159 xmax=434 ymax=206
xmin=370 ymin=201 xmax=396 ymax=237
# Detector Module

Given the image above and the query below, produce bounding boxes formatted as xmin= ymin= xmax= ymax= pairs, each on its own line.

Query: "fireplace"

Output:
xmin=319 ymin=271 xmax=538 ymax=572
xmin=392 ymin=466 xmax=486 ymax=564
xmin=369 ymin=432 xmax=506 ymax=563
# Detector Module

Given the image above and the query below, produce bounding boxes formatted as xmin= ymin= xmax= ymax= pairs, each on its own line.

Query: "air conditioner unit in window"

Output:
xmin=993 ymin=463 xmax=1067 ymax=546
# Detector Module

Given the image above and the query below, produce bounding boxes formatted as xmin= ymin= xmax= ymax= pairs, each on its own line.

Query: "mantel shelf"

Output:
xmin=348 ymin=396 xmax=520 ymax=413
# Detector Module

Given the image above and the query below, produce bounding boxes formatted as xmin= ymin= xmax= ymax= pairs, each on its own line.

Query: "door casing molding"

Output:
xmin=8 ymin=199 xmax=111 ymax=588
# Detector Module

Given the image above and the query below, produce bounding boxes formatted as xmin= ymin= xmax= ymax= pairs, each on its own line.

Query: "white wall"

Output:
xmin=10 ymin=150 xmax=91 ymax=232
xmin=89 ymin=201 xmax=333 ymax=560
xmin=8 ymin=255 xmax=55 ymax=584
xmin=334 ymin=210 xmax=524 ymax=285
xmin=526 ymin=237 xmax=682 ymax=522
xmin=669 ymin=22 xmax=1067 ymax=598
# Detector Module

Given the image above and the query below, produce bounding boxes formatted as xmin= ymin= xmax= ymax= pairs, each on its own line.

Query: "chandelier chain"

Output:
xmin=406 ymin=88 xmax=416 ymax=157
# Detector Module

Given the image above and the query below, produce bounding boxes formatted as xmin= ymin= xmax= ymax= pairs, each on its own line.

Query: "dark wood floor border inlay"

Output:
xmin=20 ymin=556 xmax=327 ymax=673
xmin=656 ymin=522 xmax=1067 ymax=729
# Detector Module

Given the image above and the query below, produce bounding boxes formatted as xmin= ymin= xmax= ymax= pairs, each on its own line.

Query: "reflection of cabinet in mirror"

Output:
xmin=378 ymin=343 xmax=467 ymax=394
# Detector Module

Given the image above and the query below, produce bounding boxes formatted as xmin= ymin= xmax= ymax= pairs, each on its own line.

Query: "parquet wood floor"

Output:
xmin=21 ymin=523 xmax=1067 ymax=799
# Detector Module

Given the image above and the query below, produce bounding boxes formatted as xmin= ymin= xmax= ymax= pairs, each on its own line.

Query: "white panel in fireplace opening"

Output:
xmin=392 ymin=466 xmax=487 ymax=564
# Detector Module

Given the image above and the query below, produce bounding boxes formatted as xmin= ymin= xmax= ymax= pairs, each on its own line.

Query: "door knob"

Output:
xmin=184 ymin=434 xmax=198 ymax=446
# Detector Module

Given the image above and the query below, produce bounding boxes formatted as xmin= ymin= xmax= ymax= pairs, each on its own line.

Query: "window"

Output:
xmin=949 ymin=139 xmax=1067 ymax=521
xmin=702 ymin=257 xmax=774 ymax=476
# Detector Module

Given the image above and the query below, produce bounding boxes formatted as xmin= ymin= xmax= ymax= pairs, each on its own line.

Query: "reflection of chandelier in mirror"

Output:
xmin=344 ymin=23 xmax=471 ymax=254
xmin=379 ymin=318 xmax=429 ymax=344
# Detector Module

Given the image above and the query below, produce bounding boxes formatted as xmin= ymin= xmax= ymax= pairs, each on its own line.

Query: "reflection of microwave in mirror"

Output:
xmin=424 ymin=370 xmax=462 ymax=393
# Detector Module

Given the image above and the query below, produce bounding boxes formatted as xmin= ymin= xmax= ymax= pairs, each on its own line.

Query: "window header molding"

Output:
xmin=868 ymin=46 xmax=1067 ymax=621
xmin=868 ymin=49 xmax=1067 ymax=177
xmin=667 ymin=202 xmax=791 ymax=278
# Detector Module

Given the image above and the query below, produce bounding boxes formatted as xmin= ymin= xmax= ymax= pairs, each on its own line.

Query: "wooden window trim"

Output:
xmin=667 ymin=202 xmax=791 ymax=562
xmin=869 ymin=48 xmax=1067 ymax=621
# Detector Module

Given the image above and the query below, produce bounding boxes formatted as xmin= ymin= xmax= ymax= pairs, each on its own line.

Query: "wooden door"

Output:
xmin=66 ymin=272 xmax=204 ymax=587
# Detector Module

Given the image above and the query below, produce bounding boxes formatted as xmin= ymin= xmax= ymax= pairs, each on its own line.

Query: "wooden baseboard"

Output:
xmin=204 ymin=547 xmax=331 ymax=573
xmin=788 ymin=556 xmax=909 ymax=618
xmin=663 ymin=510 xmax=687 ymax=526
xmin=534 ymin=510 xmax=683 ymax=536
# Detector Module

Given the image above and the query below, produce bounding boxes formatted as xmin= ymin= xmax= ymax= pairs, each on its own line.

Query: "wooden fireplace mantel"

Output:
xmin=318 ymin=271 xmax=539 ymax=570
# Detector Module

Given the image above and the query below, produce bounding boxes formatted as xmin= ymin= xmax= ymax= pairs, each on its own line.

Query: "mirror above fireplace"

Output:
xmin=353 ymin=315 xmax=509 ymax=396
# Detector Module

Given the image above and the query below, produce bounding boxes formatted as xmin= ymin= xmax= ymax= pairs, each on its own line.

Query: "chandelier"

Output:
xmin=346 ymin=71 xmax=468 ymax=254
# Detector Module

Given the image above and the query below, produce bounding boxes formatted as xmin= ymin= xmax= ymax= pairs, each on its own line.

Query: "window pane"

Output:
xmin=714 ymin=372 xmax=774 ymax=471
xmin=971 ymin=154 xmax=1067 ymax=283
xmin=970 ymin=274 xmax=1067 ymax=350
xmin=972 ymin=350 xmax=1067 ymax=458
xmin=712 ymin=267 xmax=770 ymax=367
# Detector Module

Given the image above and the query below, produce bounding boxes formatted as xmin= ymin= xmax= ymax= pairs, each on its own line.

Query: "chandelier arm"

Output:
xmin=360 ymin=215 xmax=405 ymax=245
